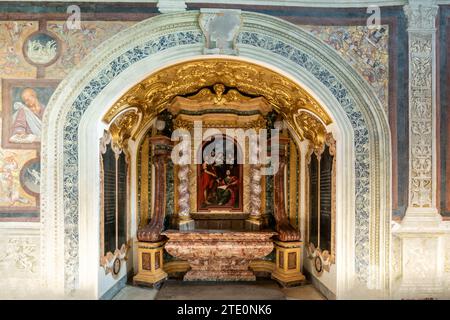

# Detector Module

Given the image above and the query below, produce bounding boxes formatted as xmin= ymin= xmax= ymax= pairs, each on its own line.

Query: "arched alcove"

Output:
xmin=40 ymin=11 xmax=391 ymax=299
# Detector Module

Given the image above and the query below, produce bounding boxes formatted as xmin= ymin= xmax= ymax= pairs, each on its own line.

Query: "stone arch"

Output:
xmin=40 ymin=11 xmax=391 ymax=298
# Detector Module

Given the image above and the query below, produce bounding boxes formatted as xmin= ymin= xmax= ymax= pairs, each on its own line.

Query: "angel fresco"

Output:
xmin=0 ymin=152 xmax=29 ymax=206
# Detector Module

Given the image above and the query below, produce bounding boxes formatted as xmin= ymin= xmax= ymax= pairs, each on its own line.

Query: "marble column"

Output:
xmin=272 ymin=136 xmax=300 ymax=241
xmin=393 ymin=0 xmax=448 ymax=299
xmin=137 ymin=136 xmax=173 ymax=242
xmin=177 ymin=161 xmax=195 ymax=230
xmin=246 ymin=164 xmax=263 ymax=230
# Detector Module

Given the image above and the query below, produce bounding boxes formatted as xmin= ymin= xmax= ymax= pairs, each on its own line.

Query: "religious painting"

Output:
xmin=23 ymin=31 xmax=60 ymax=67
xmin=2 ymin=79 xmax=59 ymax=149
xmin=20 ymin=158 xmax=40 ymax=196
xmin=0 ymin=151 xmax=39 ymax=219
xmin=197 ymin=135 xmax=243 ymax=212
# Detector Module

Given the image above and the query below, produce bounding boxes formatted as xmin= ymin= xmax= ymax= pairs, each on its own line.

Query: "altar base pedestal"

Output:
xmin=271 ymin=240 xmax=305 ymax=287
xmin=133 ymin=241 xmax=167 ymax=287
xmin=184 ymin=269 xmax=256 ymax=282
xmin=163 ymin=230 xmax=276 ymax=282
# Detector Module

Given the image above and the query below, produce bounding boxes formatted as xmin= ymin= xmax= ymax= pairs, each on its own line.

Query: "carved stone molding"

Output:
xmin=157 ymin=0 xmax=186 ymax=14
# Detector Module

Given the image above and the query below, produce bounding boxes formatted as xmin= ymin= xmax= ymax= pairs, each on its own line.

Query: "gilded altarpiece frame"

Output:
xmin=196 ymin=135 xmax=244 ymax=212
xmin=182 ymin=120 xmax=256 ymax=215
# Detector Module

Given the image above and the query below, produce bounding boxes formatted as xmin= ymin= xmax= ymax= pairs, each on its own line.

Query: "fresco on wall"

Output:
xmin=0 ymin=18 xmax=389 ymax=220
xmin=0 ymin=143 xmax=38 ymax=213
xmin=20 ymin=158 xmax=40 ymax=195
xmin=0 ymin=20 xmax=139 ymax=219
xmin=0 ymin=21 xmax=37 ymax=78
xmin=301 ymin=25 xmax=389 ymax=113
xmin=46 ymin=21 xmax=136 ymax=78
xmin=2 ymin=79 xmax=59 ymax=149
xmin=23 ymin=31 xmax=60 ymax=66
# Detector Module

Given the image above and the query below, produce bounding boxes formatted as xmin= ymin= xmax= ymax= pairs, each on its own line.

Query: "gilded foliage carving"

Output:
xmin=105 ymin=59 xmax=331 ymax=149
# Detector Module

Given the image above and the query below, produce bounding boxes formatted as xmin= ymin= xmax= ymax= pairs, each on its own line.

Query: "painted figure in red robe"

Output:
xmin=200 ymin=158 xmax=217 ymax=205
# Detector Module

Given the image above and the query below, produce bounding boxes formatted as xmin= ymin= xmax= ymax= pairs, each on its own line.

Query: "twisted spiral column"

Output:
xmin=177 ymin=164 xmax=191 ymax=220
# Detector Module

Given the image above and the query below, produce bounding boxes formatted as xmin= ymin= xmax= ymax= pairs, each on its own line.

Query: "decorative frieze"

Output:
xmin=0 ymin=237 xmax=39 ymax=275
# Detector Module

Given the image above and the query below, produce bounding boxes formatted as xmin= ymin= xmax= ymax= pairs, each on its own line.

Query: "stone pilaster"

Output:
xmin=393 ymin=1 xmax=448 ymax=299
xmin=403 ymin=0 xmax=440 ymax=226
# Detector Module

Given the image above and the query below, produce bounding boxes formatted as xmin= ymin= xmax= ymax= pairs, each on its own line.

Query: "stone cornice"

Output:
xmin=0 ymin=0 xmax=446 ymax=8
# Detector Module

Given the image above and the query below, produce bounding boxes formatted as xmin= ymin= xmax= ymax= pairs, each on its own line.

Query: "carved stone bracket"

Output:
xmin=199 ymin=9 xmax=242 ymax=55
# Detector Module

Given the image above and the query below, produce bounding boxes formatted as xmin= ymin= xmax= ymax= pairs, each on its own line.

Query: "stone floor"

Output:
xmin=112 ymin=280 xmax=326 ymax=300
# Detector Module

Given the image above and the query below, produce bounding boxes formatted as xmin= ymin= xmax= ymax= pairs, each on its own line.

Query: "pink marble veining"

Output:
xmin=162 ymin=230 xmax=276 ymax=281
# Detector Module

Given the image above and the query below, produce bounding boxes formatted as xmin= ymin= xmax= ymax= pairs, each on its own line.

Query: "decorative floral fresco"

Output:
xmin=46 ymin=21 xmax=136 ymax=78
xmin=0 ymin=20 xmax=136 ymax=218
xmin=0 ymin=134 xmax=38 ymax=210
xmin=301 ymin=25 xmax=389 ymax=113
xmin=0 ymin=21 xmax=37 ymax=79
